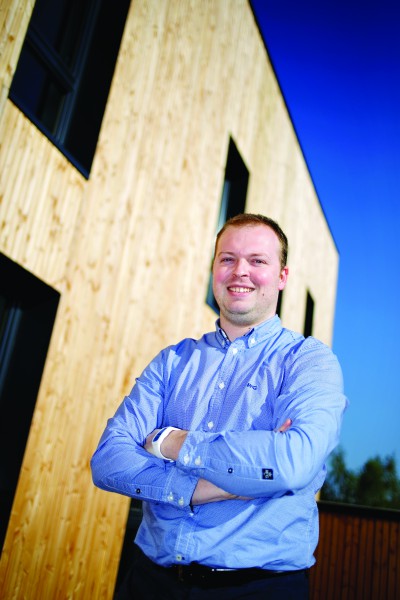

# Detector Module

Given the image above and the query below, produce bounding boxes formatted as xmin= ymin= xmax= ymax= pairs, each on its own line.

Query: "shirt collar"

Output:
xmin=215 ymin=315 xmax=282 ymax=349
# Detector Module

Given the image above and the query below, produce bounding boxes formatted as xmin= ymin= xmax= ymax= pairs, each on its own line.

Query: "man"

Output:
xmin=91 ymin=213 xmax=347 ymax=599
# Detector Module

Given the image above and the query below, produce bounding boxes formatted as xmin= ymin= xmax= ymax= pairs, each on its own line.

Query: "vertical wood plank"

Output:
xmin=371 ymin=519 xmax=383 ymax=599
xmin=387 ymin=520 xmax=400 ymax=600
xmin=330 ymin=513 xmax=344 ymax=600
xmin=378 ymin=520 xmax=390 ymax=600
xmin=313 ymin=505 xmax=400 ymax=600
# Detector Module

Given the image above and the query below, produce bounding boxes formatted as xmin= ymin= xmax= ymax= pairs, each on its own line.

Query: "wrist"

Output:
xmin=162 ymin=429 xmax=187 ymax=461
xmin=151 ymin=426 xmax=180 ymax=461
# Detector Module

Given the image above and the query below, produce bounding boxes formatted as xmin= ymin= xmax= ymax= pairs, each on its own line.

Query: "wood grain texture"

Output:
xmin=0 ymin=0 xmax=34 ymax=119
xmin=0 ymin=1 xmax=338 ymax=597
xmin=310 ymin=504 xmax=400 ymax=600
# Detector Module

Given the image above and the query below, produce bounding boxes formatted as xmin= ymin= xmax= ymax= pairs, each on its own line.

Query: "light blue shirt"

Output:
xmin=91 ymin=315 xmax=347 ymax=570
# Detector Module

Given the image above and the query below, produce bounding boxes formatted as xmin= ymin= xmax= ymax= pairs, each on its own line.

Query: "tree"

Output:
xmin=320 ymin=447 xmax=400 ymax=508
xmin=321 ymin=447 xmax=357 ymax=504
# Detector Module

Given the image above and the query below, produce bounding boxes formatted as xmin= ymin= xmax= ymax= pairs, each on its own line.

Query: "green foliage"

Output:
xmin=321 ymin=447 xmax=400 ymax=508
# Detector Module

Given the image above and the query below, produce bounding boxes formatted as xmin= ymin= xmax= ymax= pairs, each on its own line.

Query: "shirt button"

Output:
xmin=219 ymin=382 xmax=225 ymax=389
xmin=176 ymin=554 xmax=183 ymax=561
xmin=232 ymin=348 xmax=238 ymax=355
xmin=250 ymin=338 xmax=256 ymax=345
xmin=207 ymin=421 xmax=214 ymax=429
xmin=167 ymin=493 xmax=174 ymax=502
xmin=195 ymin=456 xmax=202 ymax=466
xmin=183 ymin=454 xmax=190 ymax=464
xmin=178 ymin=497 xmax=184 ymax=506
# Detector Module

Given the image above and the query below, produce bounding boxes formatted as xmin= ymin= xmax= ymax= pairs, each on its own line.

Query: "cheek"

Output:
xmin=257 ymin=273 xmax=280 ymax=296
xmin=256 ymin=273 xmax=272 ymax=287
xmin=212 ymin=267 xmax=227 ymax=285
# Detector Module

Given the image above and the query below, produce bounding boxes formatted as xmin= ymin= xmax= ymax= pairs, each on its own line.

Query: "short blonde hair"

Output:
xmin=214 ymin=213 xmax=288 ymax=269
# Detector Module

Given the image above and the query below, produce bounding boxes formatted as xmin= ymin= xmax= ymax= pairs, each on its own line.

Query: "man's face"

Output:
xmin=212 ymin=224 xmax=288 ymax=332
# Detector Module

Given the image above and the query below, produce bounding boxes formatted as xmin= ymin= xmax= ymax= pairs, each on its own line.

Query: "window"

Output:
xmin=9 ymin=0 xmax=130 ymax=178
xmin=276 ymin=289 xmax=283 ymax=318
xmin=0 ymin=254 xmax=60 ymax=550
xmin=206 ymin=138 xmax=250 ymax=312
xmin=303 ymin=290 xmax=314 ymax=337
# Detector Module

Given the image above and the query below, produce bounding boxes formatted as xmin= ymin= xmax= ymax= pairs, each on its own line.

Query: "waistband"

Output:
xmin=145 ymin=553 xmax=308 ymax=588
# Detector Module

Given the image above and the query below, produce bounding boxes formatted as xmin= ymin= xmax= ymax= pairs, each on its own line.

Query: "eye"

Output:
xmin=220 ymin=257 xmax=234 ymax=263
xmin=252 ymin=258 xmax=266 ymax=265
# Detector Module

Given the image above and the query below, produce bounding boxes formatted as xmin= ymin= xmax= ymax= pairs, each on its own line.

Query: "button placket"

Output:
xmin=205 ymin=342 xmax=240 ymax=429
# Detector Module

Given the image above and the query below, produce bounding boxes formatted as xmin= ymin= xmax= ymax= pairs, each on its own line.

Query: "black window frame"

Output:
xmin=9 ymin=0 xmax=131 ymax=178
xmin=303 ymin=290 xmax=315 ymax=337
xmin=0 ymin=253 xmax=60 ymax=551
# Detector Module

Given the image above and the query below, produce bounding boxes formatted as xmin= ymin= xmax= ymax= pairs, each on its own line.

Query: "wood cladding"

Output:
xmin=0 ymin=0 xmax=34 ymax=118
xmin=310 ymin=502 xmax=400 ymax=600
xmin=0 ymin=1 xmax=339 ymax=598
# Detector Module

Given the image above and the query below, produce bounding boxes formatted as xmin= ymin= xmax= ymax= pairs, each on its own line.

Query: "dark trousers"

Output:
xmin=115 ymin=546 xmax=309 ymax=600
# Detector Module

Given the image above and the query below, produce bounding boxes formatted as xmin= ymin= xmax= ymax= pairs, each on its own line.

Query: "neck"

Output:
xmin=219 ymin=313 xmax=276 ymax=342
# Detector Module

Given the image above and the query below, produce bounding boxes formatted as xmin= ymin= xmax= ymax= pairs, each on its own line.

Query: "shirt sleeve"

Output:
xmin=176 ymin=338 xmax=348 ymax=498
xmin=90 ymin=349 xmax=199 ymax=510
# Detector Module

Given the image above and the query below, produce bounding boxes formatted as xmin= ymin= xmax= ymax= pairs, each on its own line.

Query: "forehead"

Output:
xmin=216 ymin=224 xmax=280 ymax=255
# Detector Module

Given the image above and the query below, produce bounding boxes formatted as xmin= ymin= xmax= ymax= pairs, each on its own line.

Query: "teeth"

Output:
xmin=229 ymin=287 xmax=253 ymax=293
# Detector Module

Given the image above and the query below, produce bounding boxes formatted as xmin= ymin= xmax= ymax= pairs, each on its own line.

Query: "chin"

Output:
xmin=225 ymin=311 xmax=254 ymax=326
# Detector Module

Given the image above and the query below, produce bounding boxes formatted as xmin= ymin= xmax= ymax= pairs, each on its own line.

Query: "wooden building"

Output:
xmin=0 ymin=1 xmax=339 ymax=598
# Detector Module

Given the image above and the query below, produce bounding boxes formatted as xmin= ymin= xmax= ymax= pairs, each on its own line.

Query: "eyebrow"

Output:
xmin=217 ymin=251 xmax=271 ymax=259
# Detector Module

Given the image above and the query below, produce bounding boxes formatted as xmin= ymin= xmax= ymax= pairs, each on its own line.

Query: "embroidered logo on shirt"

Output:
xmin=262 ymin=468 xmax=274 ymax=480
xmin=246 ymin=383 xmax=257 ymax=390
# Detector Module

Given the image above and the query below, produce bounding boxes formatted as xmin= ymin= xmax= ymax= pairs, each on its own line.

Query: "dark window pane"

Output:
xmin=0 ymin=254 xmax=60 ymax=551
xmin=9 ymin=0 xmax=130 ymax=178
xmin=276 ymin=290 xmax=283 ymax=317
xmin=30 ymin=0 xmax=91 ymax=70
xmin=303 ymin=291 xmax=315 ymax=337
xmin=9 ymin=49 xmax=68 ymax=134
xmin=64 ymin=0 xmax=131 ymax=171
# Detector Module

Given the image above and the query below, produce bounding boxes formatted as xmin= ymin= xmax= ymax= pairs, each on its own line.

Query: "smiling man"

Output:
xmin=212 ymin=216 xmax=288 ymax=338
xmin=91 ymin=213 xmax=347 ymax=600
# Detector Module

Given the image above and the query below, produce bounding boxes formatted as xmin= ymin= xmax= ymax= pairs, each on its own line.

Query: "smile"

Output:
xmin=228 ymin=287 xmax=254 ymax=293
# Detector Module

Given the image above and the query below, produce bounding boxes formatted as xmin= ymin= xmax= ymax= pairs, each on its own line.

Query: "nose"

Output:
xmin=233 ymin=258 xmax=249 ymax=278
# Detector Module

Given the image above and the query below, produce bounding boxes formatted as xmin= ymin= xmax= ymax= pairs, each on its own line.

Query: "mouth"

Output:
xmin=227 ymin=286 xmax=254 ymax=293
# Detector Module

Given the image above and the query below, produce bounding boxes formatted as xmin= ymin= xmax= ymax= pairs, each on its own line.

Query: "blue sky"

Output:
xmin=251 ymin=0 xmax=400 ymax=471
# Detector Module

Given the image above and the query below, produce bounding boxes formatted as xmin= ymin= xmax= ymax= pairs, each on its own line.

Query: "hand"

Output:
xmin=191 ymin=479 xmax=252 ymax=505
xmin=275 ymin=418 xmax=292 ymax=433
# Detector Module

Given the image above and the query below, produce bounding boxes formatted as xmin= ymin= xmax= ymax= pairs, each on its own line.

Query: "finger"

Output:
xmin=276 ymin=418 xmax=292 ymax=433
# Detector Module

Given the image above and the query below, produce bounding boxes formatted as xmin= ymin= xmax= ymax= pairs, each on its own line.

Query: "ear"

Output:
xmin=278 ymin=266 xmax=289 ymax=291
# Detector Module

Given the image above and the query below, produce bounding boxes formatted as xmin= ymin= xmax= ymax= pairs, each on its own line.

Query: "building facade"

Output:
xmin=0 ymin=1 xmax=339 ymax=597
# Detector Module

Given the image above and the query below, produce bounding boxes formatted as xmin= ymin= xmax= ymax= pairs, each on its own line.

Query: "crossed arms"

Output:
xmin=91 ymin=339 xmax=347 ymax=508
xmin=144 ymin=419 xmax=292 ymax=505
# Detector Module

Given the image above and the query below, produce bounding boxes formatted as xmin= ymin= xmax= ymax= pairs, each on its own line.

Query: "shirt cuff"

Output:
xmin=162 ymin=462 xmax=200 ymax=510
xmin=176 ymin=430 xmax=283 ymax=497
xmin=177 ymin=430 xmax=219 ymax=473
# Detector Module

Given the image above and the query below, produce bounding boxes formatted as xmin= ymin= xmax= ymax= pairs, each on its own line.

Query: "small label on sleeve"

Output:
xmin=262 ymin=468 xmax=274 ymax=480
